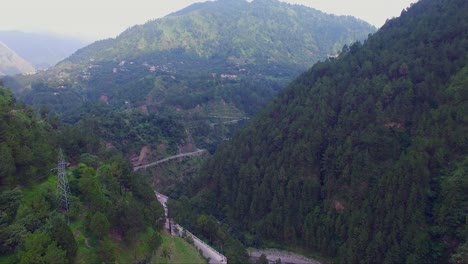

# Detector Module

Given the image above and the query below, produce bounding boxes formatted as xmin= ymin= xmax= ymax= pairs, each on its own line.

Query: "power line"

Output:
xmin=56 ymin=149 xmax=71 ymax=217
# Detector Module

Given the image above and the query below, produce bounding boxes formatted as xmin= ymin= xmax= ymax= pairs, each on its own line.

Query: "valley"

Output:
xmin=4 ymin=0 xmax=374 ymax=162
xmin=0 ymin=0 xmax=467 ymax=263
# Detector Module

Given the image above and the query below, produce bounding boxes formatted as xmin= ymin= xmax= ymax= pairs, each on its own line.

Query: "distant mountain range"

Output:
xmin=0 ymin=41 xmax=35 ymax=76
xmin=0 ymin=31 xmax=87 ymax=70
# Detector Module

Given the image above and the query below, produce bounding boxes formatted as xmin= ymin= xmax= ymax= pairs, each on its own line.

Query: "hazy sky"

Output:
xmin=1 ymin=0 xmax=418 ymax=41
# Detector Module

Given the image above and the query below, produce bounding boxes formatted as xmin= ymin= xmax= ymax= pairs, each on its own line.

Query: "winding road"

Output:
xmin=133 ymin=149 xmax=206 ymax=171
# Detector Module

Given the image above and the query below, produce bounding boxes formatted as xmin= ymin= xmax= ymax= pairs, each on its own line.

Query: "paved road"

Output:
xmin=175 ymin=224 xmax=227 ymax=264
xmin=134 ymin=149 xmax=206 ymax=171
xmin=155 ymin=192 xmax=170 ymax=230
xmin=155 ymin=191 xmax=227 ymax=264
xmin=209 ymin=117 xmax=249 ymax=127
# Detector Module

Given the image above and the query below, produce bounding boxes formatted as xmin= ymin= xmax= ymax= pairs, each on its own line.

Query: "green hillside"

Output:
xmin=66 ymin=0 xmax=372 ymax=67
xmin=4 ymin=0 xmax=375 ymax=156
xmin=183 ymin=0 xmax=468 ymax=262
xmin=0 ymin=83 xmax=204 ymax=263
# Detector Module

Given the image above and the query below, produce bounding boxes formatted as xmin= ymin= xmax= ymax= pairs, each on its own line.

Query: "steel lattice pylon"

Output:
xmin=57 ymin=149 xmax=71 ymax=212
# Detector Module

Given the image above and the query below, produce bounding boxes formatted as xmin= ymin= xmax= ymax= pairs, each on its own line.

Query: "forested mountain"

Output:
xmin=183 ymin=0 xmax=468 ymax=262
xmin=0 ymin=42 xmax=35 ymax=76
xmin=0 ymin=31 xmax=87 ymax=69
xmin=65 ymin=0 xmax=371 ymax=67
xmin=4 ymin=0 xmax=374 ymax=156
xmin=0 ymin=84 xmax=167 ymax=262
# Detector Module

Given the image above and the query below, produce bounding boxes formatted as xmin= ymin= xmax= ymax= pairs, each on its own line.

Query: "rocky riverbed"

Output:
xmin=248 ymin=248 xmax=321 ymax=264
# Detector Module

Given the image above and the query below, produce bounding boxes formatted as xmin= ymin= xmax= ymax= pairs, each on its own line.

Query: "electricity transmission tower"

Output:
xmin=56 ymin=149 xmax=71 ymax=214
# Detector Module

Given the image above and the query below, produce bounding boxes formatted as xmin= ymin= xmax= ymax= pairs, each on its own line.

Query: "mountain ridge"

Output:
xmin=63 ymin=0 xmax=374 ymax=66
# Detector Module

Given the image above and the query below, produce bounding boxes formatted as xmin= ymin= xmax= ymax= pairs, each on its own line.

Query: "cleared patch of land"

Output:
xmin=151 ymin=231 xmax=207 ymax=264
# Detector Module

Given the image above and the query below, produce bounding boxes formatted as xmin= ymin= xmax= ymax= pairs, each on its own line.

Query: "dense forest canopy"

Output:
xmin=66 ymin=0 xmax=373 ymax=66
xmin=182 ymin=0 xmax=468 ymax=262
